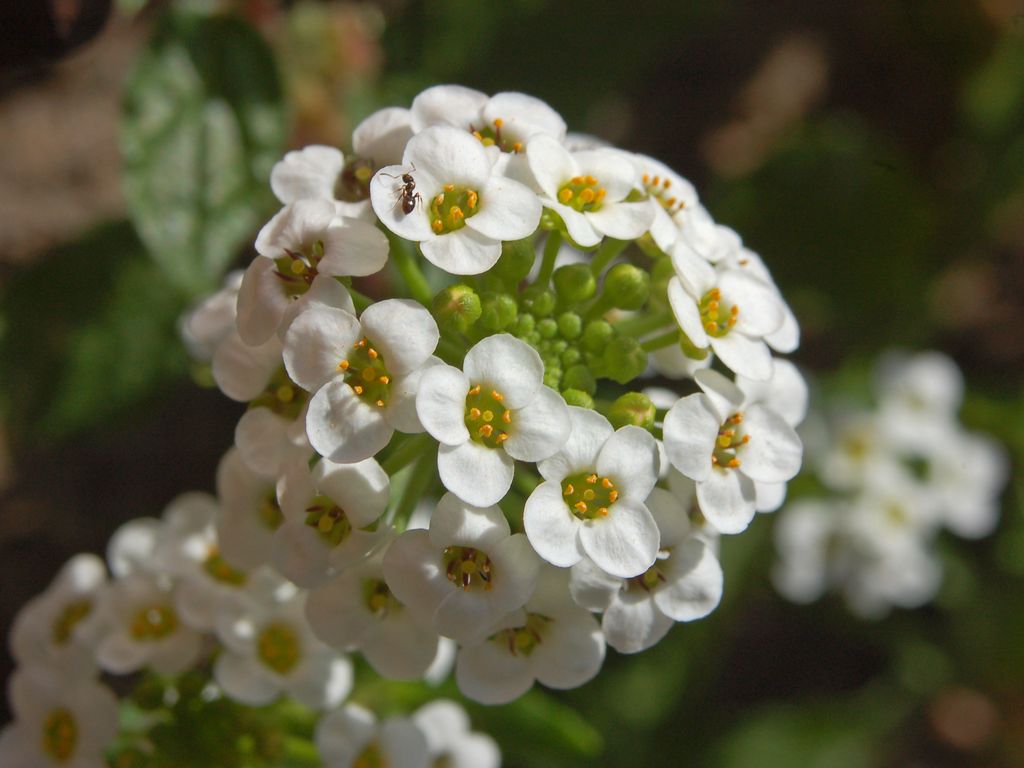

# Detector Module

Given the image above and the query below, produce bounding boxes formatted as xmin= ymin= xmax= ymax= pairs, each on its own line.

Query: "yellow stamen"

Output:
xmin=338 ymin=359 xmax=349 ymax=371
xmin=491 ymin=390 xmax=504 ymax=401
xmin=353 ymin=385 xmax=364 ymax=395
xmin=574 ymin=501 xmax=588 ymax=513
xmin=558 ymin=188 xmax=573 ymax=204
xmin=444 ymin=183 xmax=455 ymax=192
xmin=469 ymin=408 xmax=481 ymax=421
xmin=379 ymin=375 xmax=390 ymax=384
xmin=368 ymin=348 xmax=378 ymax=359
xmin=563 ymin=484 xmax=574 ymax=496
xmin=596 ymin=507 xmax=609 ymax=517
xmin=479 ymin=424 xmax=494 ymax=438
xmin=496 ymin=433 xmax=509 ymax=444
xmin=728 ymin=458 xmax=742 ymax=468
xmin=502 ymin=411 xmax=512 ymax=424
xmin=601 ymin=477 xmax=614 ymax=489
xmin=469 ymin=385 xmax=481 ymax=395
xmin=432 ymin=219 xmax=444 ymax=233
xmin=608 ymin=490 xmax=619 ymax=503
xmin=586 ymin=474 xmax=598 ymax=484
xmin=376 ymin=399 xmax=385 ymax=407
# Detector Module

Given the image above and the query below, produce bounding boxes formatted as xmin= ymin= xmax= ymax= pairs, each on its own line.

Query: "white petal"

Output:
xmin=270 ymin=145 xmax=343 ymax=203
xmin=370 ymin=164 xmax=435 ymax=241
xmin=420 ymin=227 xmax=502 ymax=275
xmin=149 ymin=630 xmax=201 ymax=676
xmin=484 ymin=91 xmax=567 ymax=141
xmin=662 ymin=394 xmax=719 ymax=482
xmin=353 ymin=106 xmax=413 ymax=166
xmin=362 ymin=612 xmax=439 ymax=680
xmin=236 ymin=257 xmax=290 ymax=346
xmin=537 ymin=407 xmax=614 ymax=481
xmin=407 ymin=126 xmax=491 ymax=188
xmin=411 ymin=85 xmax=488 ymax=132
xmin=466 ymin=175 xmax=541 ymax=241
xmin=654 ymin=539 xmax=723 ymax=621
xmin=96 ymin=632 xmax=149 ymax=675
xmin=710 ymin=333 xmax=773 ymax=381
xmin=532 ymin=608 xmax=605 ymax=689
xmin=525 ymin=134 xmax=576 ymax=198
xmin=212 ymin=331 xmax=282 ymax=402
xmin=234 ymin=407 xmax=291 ymax=477
xmin=578 ymin=501 xmax=659 ymax=578
xmin=720 ymin=270 xmax=784 ymax=337
xmin=504 ymin=386 xmax=571 ymax=461
xmin=428 ymin=492 xmax=510 ymax=550
xmin=696 ymin=470 xmax=756 ymax=534
xmin=666 ymin=276 xmax=708 ymax=348
xmin=602 ymin=595 xmax=672 ymax=654
xmin=586 ymin=200 xmax=654 ymax=241
xmin=382 ymin=530 xmax=450 ymax=627
xmin=437 ymin=440 xmax=515 ymax=507
xmin=283 ymin=306 xmax=360 ymax=392
xmin=552 ymin=202 xmax=601 ymax=248
xmin=645 ymin=487 xmax=692 ymax=548
xmin=273 ymin=523 xmax=331 ymax=588
xmin=278 ymin=274 xmax=354 ymax=338
xmin=289 ymin=654 xmax=353 ymax=710
xmin=464 ymin=334 xmax=544 ymax=408
xmin=379 ymin=718 xmax=431 ymax=768
xmin=360 ymin=299 xmax=439 ymax=374
xmin=214 ymin=653 xmax=279 ymax=706
xmin=434 ymin=589 xmax=492 ymax=643
xmin=315 ymin=458 xmax=390 ymax=527
xmin=568 ymin=557 xmax=620 ymax=612
xmin=387 ymin=357 xmax=442 ymax=433
xmin=318 ymin=218 xmax=390 ymax=277
xmin=416 ymin=364 xmax=471 ymax=445
xmin=523 ymin=481 xmax=584 ymax=568
xmin=487 ymin=533 xmax=543 ymax=614
xmin=573 ymin=148 xmax=637 ymax=200
xmin=670 ymin=240 xmax=716 ymax=296
xmin=306 ymin=573 xmax=371 ymax=650
xmin=755 ymin=480 xmax=788 ymax=513
xmin=739 ymin=404 xmax=803 ymax=483
xmin=455 ymin=641 xmax=532 ymax=705
xmin=596 ymin=426 xmax=659 ymax=501
xmin=306 ymin=379 xmax=393 ymax=463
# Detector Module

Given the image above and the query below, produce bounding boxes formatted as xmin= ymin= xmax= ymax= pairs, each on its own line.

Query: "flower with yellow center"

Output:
xmin=315 ymin=704 xmax=429 ymax=768
xmin=524 ymin=408 xmax=660 ymax=578
xmin=416 ymin=334 xmax=570 ymax=507
xmin=527 ymin=134 xmax=654 ymax=248
xmin=370 ymin=126 xmax=541 ymax=275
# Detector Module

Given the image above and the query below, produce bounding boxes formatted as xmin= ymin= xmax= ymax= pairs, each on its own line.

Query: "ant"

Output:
xmin=379 ymin=164 xmax=422 ymax=215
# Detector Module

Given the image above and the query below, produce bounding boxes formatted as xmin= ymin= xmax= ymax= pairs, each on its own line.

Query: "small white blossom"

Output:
xmin=179 ymin=269 xmax=242 ymax=363
xmin=216 ymin=447 xmax=284 ymax=570
xmin=316 ymin=704 xmax=429 ymax=768
xmin=412 ymin=699 xmax=500 ymax=768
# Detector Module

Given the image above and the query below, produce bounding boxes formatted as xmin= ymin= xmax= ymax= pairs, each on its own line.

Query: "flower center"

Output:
xmin=699 ymin=288 xmax=739 ymax=338
xmin=42 ymin=708 xmax=77 ymax=763
xmin=561 ymin=471 xmax=619 ymax=520
xmin=304 ymin=495 xmax=353 ymax=546
xmin=257 ymin=621 xmax=301 ymax=675
xmin=130 ymin=603 xmax=178 ymax=641
xmin=557 ymin=175 xmax=606 ymax=212
xmin=336 ymin=156 xmax=374 ymax=202
xmin=51 ymin=599 xmax=93 ymax=646
xmin=711 ymin=412 xmax=748 ymax=470
xmin=338 ymin=337 xmax=392 ymax=408
xmin=493 ymin=612 xmax=551 ymax=657
xmin=354 ymin=742 xmax=386 ymax=768
xmin=203 ymin=548 xmax=248 ymax=586
xmin=471 ymin=117 xmax=524 ymax=153
xmin=362 ymin=578 xmax=401 ymax=618
xmin=629 ymin=562 xmax=667 ymax=592
xmin=443 ymin=546 xmax=494 ymax=591
xmin=250 ymin=367 xmax=308 ymax=420
xmin=464 ymin=385 xmax=512 ymax=448
xmin=273 ymin=241 xmax=324 ymax=295
xmin=430 ymin=184 xmax=480 ymax=234
xmin=260 ymin=488 xmax=285 ymax=531
xmin=642 ymin=172 xmax=686 ymax=215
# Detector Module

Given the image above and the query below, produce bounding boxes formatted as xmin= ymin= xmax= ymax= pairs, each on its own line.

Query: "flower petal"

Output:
xmin=537 ymin=407 xmax=613 ymax=480
xmin=420 ymin=227 xmax=502 ymax=275
xmin=437 ymin=440 xmax=514 ymax=507
xmin=428 ymin=492 xmax=510 ymax=550
xmin=696 ymin=469 xmax=756 ymax=534
xmin=602 ymin=594 xmax=672 ymax=654
xmin=586 ymin=200 xmax=654 ymax=241
xmin=306 ymin=379 xmax=393 ymax=463
xmin=596 ymin=425 xmax=659 ymax=501
xmin=523 ymin=481 xmax=584 ymax=568
xmin=455 ymin=640 xmax=533 ymax=705
xmin=236 ymin=257 xmax=290 ymax=346
xmin=214 ymin=653 xmax=279 ymax=706
xmin=662 ymin=394 xmax=719 ymax=482
xmin=738 ymin=404 xmax=803 ymax=483
xmin=283 ymin=306 xmax=360 ymax=393
xmin=319 ymin=218 xmax=390 ymax=277
xmin=667 ymin=276 xmax=708 ymax=349
xmin=654 ymin=538 xmax=723 ymax=621
xmin=212 ymin=331 xmax=282 ymax=402
xmin=578 ymin=500 xmax=659 ymax=578
xmin=315 ymin=458 xmax=390 ymax=527
xmin=532 ymin=607 xmax=605 ymax=688
xmin=504 ymin=386 xmax=571 ymax=461
xmin=526 ymin=134 xmax=575 ymax=198
xmin=370 ymin=164 xmax=435 ymax=241
xmin=466 ymin=175 xmax=542 ymax=241
xmin=710 ymin=333 xmax=773 ymax=381
xmin=416 ymin=364 xmax=471 ymax=445
xmin=463 ymin=334 xmax=544 ymax=408
xmin=360 ymin=298 xmax=439 ymax=375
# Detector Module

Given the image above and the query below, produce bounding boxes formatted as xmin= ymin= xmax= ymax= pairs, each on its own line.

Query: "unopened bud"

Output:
xmin=581 ymin=319 xmax=614 ymax=353
xmin=557 ymin=312 xmax=582 ymax=340
xmin=602 ymin=336 xmax=647 ymax=384
xmin=608 ymin=392 xmax=657 ymax=430
xmin=520 ymin=286 xmax=556 ymax=318
xmin=563 ymin=364 xmax=597 ymax=395
xmin=479 ymin=291 xmax=518 ymax=332
xmin=553 ymin=263 xmax=596 ymax=304
xmin=604 ymin=263 xmax=651 ymax=310
xmin=493 ymin=237 xmax=536 ymax=285
xmin=562 ymin=388 xmax=595 ymax=409
xmin=433 ymin=284 xmax=481 ymax=334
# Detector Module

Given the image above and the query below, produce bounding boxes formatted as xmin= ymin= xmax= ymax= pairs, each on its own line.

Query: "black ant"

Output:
xmin=380 ymin=164 xmax=422 ymax=215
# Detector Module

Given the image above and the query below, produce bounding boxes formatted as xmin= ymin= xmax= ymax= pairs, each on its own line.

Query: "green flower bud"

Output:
xmin=544 ymin=366 xmax=563 ymax=389
xmin=537 ymin=318 xmax=558 ymax=339
xmin=562 ymin=364 xmax=596 ymax=394
xmin=602 ymin=336 xmax=647 ymax=384
xmin=493 ymin=237 xmax=536 ymax=285
xmin=581 ymin=319 xmax=614 ymax=353
xmin=562 ymin=388 xmax=595 ymax=409
xmin=561 ymin=347 xmax=582 ymax=366
xmin=608 ymin=392 xmax=657 ymax=430
xmin=520 ymin=286 xmax=556 ymax=317
xmin=479 ymin=291 xmax=518 ymax=332
xmin=553 ymin=263 xmax=596 ymax=304
xmin=604 ymin=263 xmax=651 ymax=310
xmin=513 ymin=312 xmax=536 ymax=337
xmin=557 ymin=311 xmax=582 ymax=340
xmin=432 ymin=284 xmax=482 ymax=334
xmin=550 ymin=339 xmax=568 ymax=354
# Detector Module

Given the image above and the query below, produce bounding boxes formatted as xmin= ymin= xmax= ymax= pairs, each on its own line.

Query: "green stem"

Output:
xmin=641 ymin=328 xmax=680 ymax=352
xmin=613 ymin=310 xmax=674 ymax=337
xmin=535 ymin=231 xmax=562 ymax=286
xmin=386 ymin=230 xmax=433 ymax=306
xmin=390 ymin=448 xmax=438 ymax=529
xmin=582 ymin=292 xmax=615 ymax=322
xmin=381 ymin=433 xmax=432 ymax=475
xmin=590 ymin=237 xmax=628 ymax=275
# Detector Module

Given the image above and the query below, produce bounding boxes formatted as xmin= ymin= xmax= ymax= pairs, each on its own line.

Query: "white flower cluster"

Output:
xmin=6 ymin=83 xmax=806 ymax=763
xmin=772 ymin=351 xmax=1008 ymax=618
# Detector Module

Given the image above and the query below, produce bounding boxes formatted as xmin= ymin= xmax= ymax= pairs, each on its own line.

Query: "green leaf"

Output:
xmin=122 ymin=11 xmax=287 ymax=296
xmin=0 ymin=222 xmax=189 ymax=444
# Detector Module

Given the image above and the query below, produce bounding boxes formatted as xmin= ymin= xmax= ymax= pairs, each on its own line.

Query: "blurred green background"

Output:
xmin=1 ymin=0 xmax=1023 ymax=765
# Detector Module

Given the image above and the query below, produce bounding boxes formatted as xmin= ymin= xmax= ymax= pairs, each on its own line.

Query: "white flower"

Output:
xmin=771 ymin=499 xmax=838 ymax=604
xmin=234 ymin=393 xmax=311 ymax=478
xmin=214 ymin=591 xmax=352 ymax=709
xmin=216 ymin=447 xmax=284 ymax=570
xmin=0 ymin=667 xmax=118 ymax=768
xmin=721 ymin=247 xmax=800 ymax=354
xmin=926 ymin=427 xmax=1008 ymax=539
xmin=626 ymin=152 xmax=699 ymax=253
xmin=285 ymin=299 xmax=440 ymax=463
xmin=416 ymin=333 xmax=570 ymax=507
xmin=353 ymin=106 xmax=414 ymax=168
xmin=663 ymin=369 xmax=802 ymax=534
xmin=273 ymin=455 xmax=390 ymax=587
xmin=383 ymin=493 xmax=541 ymax=644
xmin=9 ymin=554 xmax=108 ymax=678
xmin=370 ymin=126 xmax=542 ymax=275
xmin=523 ymin=407 xmax=660 ymax=578
xmin=412 ymin=699 xmax=500 ymax=768
xmin=212 ymin=330 xmax=283 ymax=403
xmin=95 ymin=571 xmax=202 ymax=676
xmin=455 ymin=567 xmax=605 ymax=705
xmin=874 ymin=350 xmax=964 ymax=448
xmin=238 ymin=199 xmax=386 ymax=345
xmin=527 ymin=134 xmax=654 ymax=248
xmin=316 ymin=704 xmax=429 ymax=768
xmin=667 ymin=244 xmax=785 ymax=380
xmin=270 ymin=145 xmax=374 ymax=220
xmin=306 ymin=538 xmax=440 ymax=681
xmin=569 ymin=488 xmax=723 ymax=653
